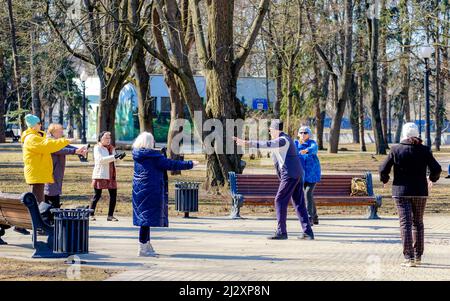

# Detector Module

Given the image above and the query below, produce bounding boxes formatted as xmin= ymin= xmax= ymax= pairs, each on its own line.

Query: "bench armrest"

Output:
xmin=228 ymin=172 xmax=238 ymax=197
xmin=21 ymin=192 xmax=53 ymax=233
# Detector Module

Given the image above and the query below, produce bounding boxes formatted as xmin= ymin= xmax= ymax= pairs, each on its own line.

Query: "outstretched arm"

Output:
xmin=233 ymin=136 xmax=287 ymax=149
xmin=156 ymin=157 xmax=195 ymax=171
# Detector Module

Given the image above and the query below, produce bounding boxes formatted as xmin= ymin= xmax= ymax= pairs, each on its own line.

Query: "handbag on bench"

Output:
xmin=350 ymin=178 xmax=369 ymax=196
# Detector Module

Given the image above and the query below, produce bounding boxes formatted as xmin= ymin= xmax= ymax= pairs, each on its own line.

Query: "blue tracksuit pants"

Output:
xmin=275 ymin=177 xmax=313 ymax=236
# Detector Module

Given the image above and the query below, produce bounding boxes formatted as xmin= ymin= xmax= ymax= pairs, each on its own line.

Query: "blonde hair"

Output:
xmin=132 ymin=132 xmax=155 ymax=149
xmin=47 ymin=123 xmax=63 ymax=136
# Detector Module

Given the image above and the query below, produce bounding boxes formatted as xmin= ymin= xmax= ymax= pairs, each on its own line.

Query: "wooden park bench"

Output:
xmin=228 ymin=172 xmax=382 ymax=220
xmin=0 ymin=192 xmax=66 ymax=258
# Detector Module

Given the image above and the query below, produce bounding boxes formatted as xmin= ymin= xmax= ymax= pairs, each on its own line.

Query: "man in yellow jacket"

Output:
xmin=21 ymin=114 xmax=72 ymax=205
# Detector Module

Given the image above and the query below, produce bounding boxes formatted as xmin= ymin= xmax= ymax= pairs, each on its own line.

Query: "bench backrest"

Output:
xmin=234 ymin=174 xmax=363 ymax=197
xmin=0 ymin=192 xmax=33 ymax=229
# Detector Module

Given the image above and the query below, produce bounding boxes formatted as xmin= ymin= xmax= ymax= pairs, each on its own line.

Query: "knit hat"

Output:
xmin=25 ymin=114 xmax=41 ymax=128
xmin=400 ymin=122 xmax=419 ymax=141
xmin=298 ymin=126 xmax=312 ymax=136
xmin=269 ymin=119 xmax=283 ymax=131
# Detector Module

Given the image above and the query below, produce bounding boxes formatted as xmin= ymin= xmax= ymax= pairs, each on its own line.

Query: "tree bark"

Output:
xmin=434 ymin=0 xmax=443 ymax=151
xmin=134 ymin=44 xmax=153 ymax=133
xmin=0 ymin=49 xmax=6 ymax=143
xmin=6 ymin=0 xmax=25 ymax=131
xmin=368 ymin=12 xmax=386 ymax=155
xmin=190 ymin=0 xmax=269 ymax=188
xmin=358 ymin=74 xmax=366 ymax=151
xmin=328 ymin=0 xmax=353 ymax=154
xmin=399 ymin=0 xmax=411 ymax=122
xmin=30 ymin=30 xmax=42 ymax=121
xmin=349 ymin=74 xmax=360 ymax=144
xmin=379 ymin=0 xmax=389 ymax=147
xmin=274 ymin=56 xmax=283 ymax=119
xmin=58 ymin=97 xmax=64 ymax=125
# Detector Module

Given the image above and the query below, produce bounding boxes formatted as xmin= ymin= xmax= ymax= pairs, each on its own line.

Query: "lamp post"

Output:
xmin=420 ymin=46 xmax=433 ymax=148
xmin=80 ymin=71 xmax=88 ymax=144
xmin=388 ymin=97 xmax=392 ymax=143
xmin=418 ymin=95 xmax=422 ymax=138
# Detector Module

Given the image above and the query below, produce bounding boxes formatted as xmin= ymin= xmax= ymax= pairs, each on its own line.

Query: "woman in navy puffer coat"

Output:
xmin=132 ymin=132 xmax=198 ymax=256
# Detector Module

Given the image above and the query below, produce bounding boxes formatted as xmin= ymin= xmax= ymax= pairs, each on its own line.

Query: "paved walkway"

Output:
xmin=1 ymin=215 xmax=450 ymax=280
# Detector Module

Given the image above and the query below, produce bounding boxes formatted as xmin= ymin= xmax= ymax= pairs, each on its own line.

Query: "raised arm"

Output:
xmin=24 ymin=136 xmax=70 ymax=154
xmin=156 ymin=156 xmax=194 ymax=171
xmin=247 ymin=136 xmax=288 ymax=149
xmin=53 ymin=145 xmax=77 ymax=156
xmin=94 ymin=146 xmax=116 ymax=164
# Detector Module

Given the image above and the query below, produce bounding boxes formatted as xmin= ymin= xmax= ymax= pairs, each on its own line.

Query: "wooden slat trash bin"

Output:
xmin=175 ymin=182 xmax=200 ymax=218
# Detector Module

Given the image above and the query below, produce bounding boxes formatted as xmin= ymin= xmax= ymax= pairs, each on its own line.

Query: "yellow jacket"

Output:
xmin=21 ymin=128 xmax=70 ymax=184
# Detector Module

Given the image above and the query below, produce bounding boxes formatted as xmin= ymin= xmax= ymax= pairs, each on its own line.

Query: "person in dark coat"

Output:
xmin=379 ymin=122 xmax=441 ymax=267
xmin=132 ymin=132 xmax=198 ymax=257
xmin=45 ymin=124 xmax=88 ymax=209
xmin=234 ymin=120 xmax=314 ymax=240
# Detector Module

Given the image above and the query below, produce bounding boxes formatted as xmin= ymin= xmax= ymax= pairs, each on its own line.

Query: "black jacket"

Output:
xmin=379 ymin=139 xmax=442 ymax=197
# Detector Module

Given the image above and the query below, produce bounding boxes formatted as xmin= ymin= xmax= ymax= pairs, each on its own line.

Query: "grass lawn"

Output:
xmin=0 ymin=257 xmax=120 ymax=281
xmin=1 ymin=142 xmax=450 ymax=280
xmin=1 ymin=142 xmax=450 ymax=217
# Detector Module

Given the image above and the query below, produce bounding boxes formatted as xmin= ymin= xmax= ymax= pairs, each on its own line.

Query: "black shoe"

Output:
xmin=37 ymin=229 xmax=46 ymax=236
xmin=313 ymin=219 xmax=319 ymax=225
xmin=267 ymin=233 xmax=288 ymax=240
xmin=13 ymin=227 xmax=30 ymax=235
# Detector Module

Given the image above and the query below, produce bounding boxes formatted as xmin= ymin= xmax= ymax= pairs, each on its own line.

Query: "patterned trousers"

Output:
xmin=394 ymin=197 xmax=427 ymax=260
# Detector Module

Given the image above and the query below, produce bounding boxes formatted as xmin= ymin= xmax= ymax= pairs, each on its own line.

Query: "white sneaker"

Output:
xmin=138 ymin=242 xmax=156 ymax=257
xmin=401 ymin=259 xmax=416 ymax=267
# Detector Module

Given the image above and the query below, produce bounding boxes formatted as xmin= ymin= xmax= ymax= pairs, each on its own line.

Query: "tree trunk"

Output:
xmin=316 ymin=68 xmax=329 ymax=150
xmin=399 ymin=0 xmax=411 ymax=122
xmin=59 ymin=97 xmax=64 ymax=125
xmin=48 ymin=104 xmax=54 ymax=124
xmin=67 ymin=112 xmax=74 ymax=138
xmin=30 ymin=30 xmax=42 ymax=121
xmin=328 ymin=0 xmax=353 ymax=154
xmin=98 ymin=83 xmax=121 ymax=143
xmin=164 ymin=68 xmax=185 ymax=161
xmin=285 ymin=67 xmax=294 ymax=136
xmin=0 ymin=49 xmax=6 ymax=143
xmin=313 ymin=56 xmax=327 ymax=149
xmin=368 ymin=14 xmax=386 ymax=155
xmin=434 ymin=5 xmax=442 ymax=151
xmin=274 ymin=57 xmax=283 ymax=118
xmin=394 ymin=97 xmax=404 ymax=143
xmin=380 ymin=0 xmax=389 ymax=147
xmin=358 ymin=74 xmax=366 ymax=151
xmin=6 ymin=0 xmax=25 ymax=131
xmin=349 ymin=74 xmax=360 ymax=143
xmin=134 ymin=44 xmax=153 ymax=134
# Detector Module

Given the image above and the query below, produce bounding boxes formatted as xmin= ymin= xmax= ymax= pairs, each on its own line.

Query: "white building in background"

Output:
xmin=82 ymin=74 xmax=276 ymax=141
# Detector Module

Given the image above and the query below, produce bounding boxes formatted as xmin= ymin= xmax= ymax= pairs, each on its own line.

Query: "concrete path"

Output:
xmin=1 ymin=214 xmax=450 ymax=281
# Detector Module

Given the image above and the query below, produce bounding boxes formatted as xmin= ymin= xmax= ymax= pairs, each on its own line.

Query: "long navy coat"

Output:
xmin=132 ymin=148 xmax=193 ymax=227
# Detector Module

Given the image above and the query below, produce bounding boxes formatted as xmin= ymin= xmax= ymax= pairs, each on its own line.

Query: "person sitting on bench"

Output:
xmin=233 ymin=120 xmax=314 ymax=240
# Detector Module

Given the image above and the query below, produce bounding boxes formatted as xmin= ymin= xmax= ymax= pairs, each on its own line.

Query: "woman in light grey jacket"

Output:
xmin=89 ymin=131 xmax=125 ymax=221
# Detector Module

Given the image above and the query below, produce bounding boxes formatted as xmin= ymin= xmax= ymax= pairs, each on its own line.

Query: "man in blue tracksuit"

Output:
xmin=233 ymin=120 xmax=314 ymax=240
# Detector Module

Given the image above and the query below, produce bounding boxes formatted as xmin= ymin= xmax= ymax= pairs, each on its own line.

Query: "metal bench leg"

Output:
xmin=368 ymin=196 xmax=382 ymax=220
xmin=230 ymin=196 xmax=244 ymax=219
xmin=31 ymin=228 xmax=65 ymax=258
xmin=0 ymin=226 xmax=7 ymax=245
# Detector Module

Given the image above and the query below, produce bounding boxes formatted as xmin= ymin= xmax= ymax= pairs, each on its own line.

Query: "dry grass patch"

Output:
xmin=0 ymin=257 xmax=120 ymax=281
